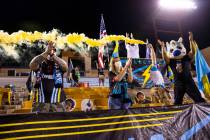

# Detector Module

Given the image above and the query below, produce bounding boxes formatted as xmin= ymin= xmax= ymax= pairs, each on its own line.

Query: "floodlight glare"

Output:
xmin=159 ymin=0 xmax=197 ymax=10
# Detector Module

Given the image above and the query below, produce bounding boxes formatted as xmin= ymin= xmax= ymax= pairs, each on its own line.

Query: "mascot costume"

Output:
xmin=158 ymin=32 xmax=205 ymax=105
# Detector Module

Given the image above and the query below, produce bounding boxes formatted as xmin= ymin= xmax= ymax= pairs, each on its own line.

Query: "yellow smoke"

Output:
xmin=0 ymin=44 xmax=19 ymax=59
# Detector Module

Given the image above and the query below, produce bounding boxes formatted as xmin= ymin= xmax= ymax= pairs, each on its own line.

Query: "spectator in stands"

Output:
xmin=71 ymin=66 xmax=80 ymax=86
xmin=75 ymin=67 xmax=80 ymax=80
xmin=108 ymin=52 xmax=133 ymax=109
xmin=26 ymin=71 xmax=35 ymax=100
xmin=29 ymin=41 xmax=68 ymax=112
xmin=134 ymin=91 xmax=151 ymax=104
xmin=96 ymin=62 xmax=105 ymax=86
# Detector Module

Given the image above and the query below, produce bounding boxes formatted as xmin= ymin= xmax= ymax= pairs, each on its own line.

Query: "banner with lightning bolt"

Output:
xmin=120 ymin=58 xmax=169 ymax=88
xmin=142 ymin=64 xmax=152 ymax=87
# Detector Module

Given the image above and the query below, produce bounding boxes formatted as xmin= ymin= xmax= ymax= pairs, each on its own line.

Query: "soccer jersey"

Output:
xmin=34 ymin=60 xmax=66 ymax=103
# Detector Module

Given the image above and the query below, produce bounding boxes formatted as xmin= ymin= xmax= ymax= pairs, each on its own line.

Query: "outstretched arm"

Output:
xmin=114 ymin=66 xmax=128 ymax=82
xmin=114 ymin=58 xmax=132 ymax=82
xmin=147 ymin=43 xmax=157 ymax=65
xmin=127 ymin=58 xmax=133 ymax=83
xmin=158 ymin=40 xmax=170 ymax=64
xmin=188 ymin=32 xmax=197 ymax=59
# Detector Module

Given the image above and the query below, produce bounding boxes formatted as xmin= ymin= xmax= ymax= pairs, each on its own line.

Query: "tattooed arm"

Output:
xmin=29 ymin=52 xmax=48 ymax=71
xmin=30 ymin=42 xmax=68 ymax=72
xmin=147 ymin=43 xmax=157 ymax=65
xmin=127 ymin=59 xmax=133 ymax=83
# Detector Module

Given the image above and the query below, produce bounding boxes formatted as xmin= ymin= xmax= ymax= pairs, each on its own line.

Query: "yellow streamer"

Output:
xmin=0 ymin=30 xmax=145 ymax=48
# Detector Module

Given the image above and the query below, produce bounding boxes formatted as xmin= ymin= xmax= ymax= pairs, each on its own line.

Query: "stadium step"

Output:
xmin=13 ymin=108 xmax=32 ymax=114
xmin=0 ymin=110 xmax=7 ymax=114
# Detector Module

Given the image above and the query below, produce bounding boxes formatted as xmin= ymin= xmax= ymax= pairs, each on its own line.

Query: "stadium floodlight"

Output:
xmin=159 ymin=0 xmax=197 ymax=10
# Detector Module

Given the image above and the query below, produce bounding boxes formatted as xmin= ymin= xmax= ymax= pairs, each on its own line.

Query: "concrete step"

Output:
xmin=12 ymin=97 xmax=24 ymax=100
xmin=0 ymin=110 xmax=7 ymax=114
xmin=6 ymin=109 xmax=15 ymax=114
xmin=12 ymin=108 xmax=32 ymax=114
xmin=2 ymin=105 xmax=20 ymax=110
xmin=10 ymin=100 xmax=23 ymax=105
xmin=14 ymin=93 xmax=28 ymax=97
xmin=0 ymin=106 xmax=4 ymax=109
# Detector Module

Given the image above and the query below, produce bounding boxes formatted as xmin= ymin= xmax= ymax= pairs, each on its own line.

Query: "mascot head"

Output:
xmin=166 ymin=37 xmax=186 ymax=59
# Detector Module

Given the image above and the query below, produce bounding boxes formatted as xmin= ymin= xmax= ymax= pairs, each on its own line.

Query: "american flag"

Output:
xmin=99 ymin=14 xmax=107 ymax=39
xmin=98 ymin=14 xmax=107 ymax=69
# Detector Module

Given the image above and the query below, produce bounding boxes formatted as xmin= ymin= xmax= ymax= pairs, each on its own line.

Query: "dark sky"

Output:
xmin=0 ymin=0 xmax=210 ymax=49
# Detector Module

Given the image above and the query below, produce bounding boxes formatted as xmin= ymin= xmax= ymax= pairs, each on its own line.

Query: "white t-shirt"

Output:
xmin=126 ymin=44 xmax=139 ymax=58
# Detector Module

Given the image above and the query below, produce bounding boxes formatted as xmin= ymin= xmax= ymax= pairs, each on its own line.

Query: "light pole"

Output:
xmin=153 ymin=0 xmax=197 ymax=58
xmin=159 ymin=0 xmax=197 ymax=10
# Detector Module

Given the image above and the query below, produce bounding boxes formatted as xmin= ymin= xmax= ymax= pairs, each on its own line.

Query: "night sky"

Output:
xmin=0 ymin=0 xmax=210 ymax=49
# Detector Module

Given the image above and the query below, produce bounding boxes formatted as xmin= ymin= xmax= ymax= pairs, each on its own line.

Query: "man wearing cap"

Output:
xmin=108 ymin=49 xmax=133 ymax=109
xmin=29 ymin=41 xmax=68 ymax=112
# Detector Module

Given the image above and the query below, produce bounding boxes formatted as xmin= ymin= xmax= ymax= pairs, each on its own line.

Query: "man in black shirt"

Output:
xmin=29 ymin=41 xmax=68 ymax=112
xmin=158 ymin=32 xmax=205 ymax=105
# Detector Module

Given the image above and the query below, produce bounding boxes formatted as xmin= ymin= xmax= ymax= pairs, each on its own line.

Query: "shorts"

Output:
xmin=99 ymin=75 xmax=105 ymax=80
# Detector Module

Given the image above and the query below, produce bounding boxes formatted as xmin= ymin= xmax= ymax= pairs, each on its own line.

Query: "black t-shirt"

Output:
xmin=169 ymin=55 xmax=193 ymax=83
xmin=98 ymin=68 xmax=104 ymax=76
xmin=109 ymin=71 xmax=128 ymax=98
xmin=41 ymin=61 xmax=55 ymax=95
xmin=39 ymin=60 xmax=66 ymax=103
